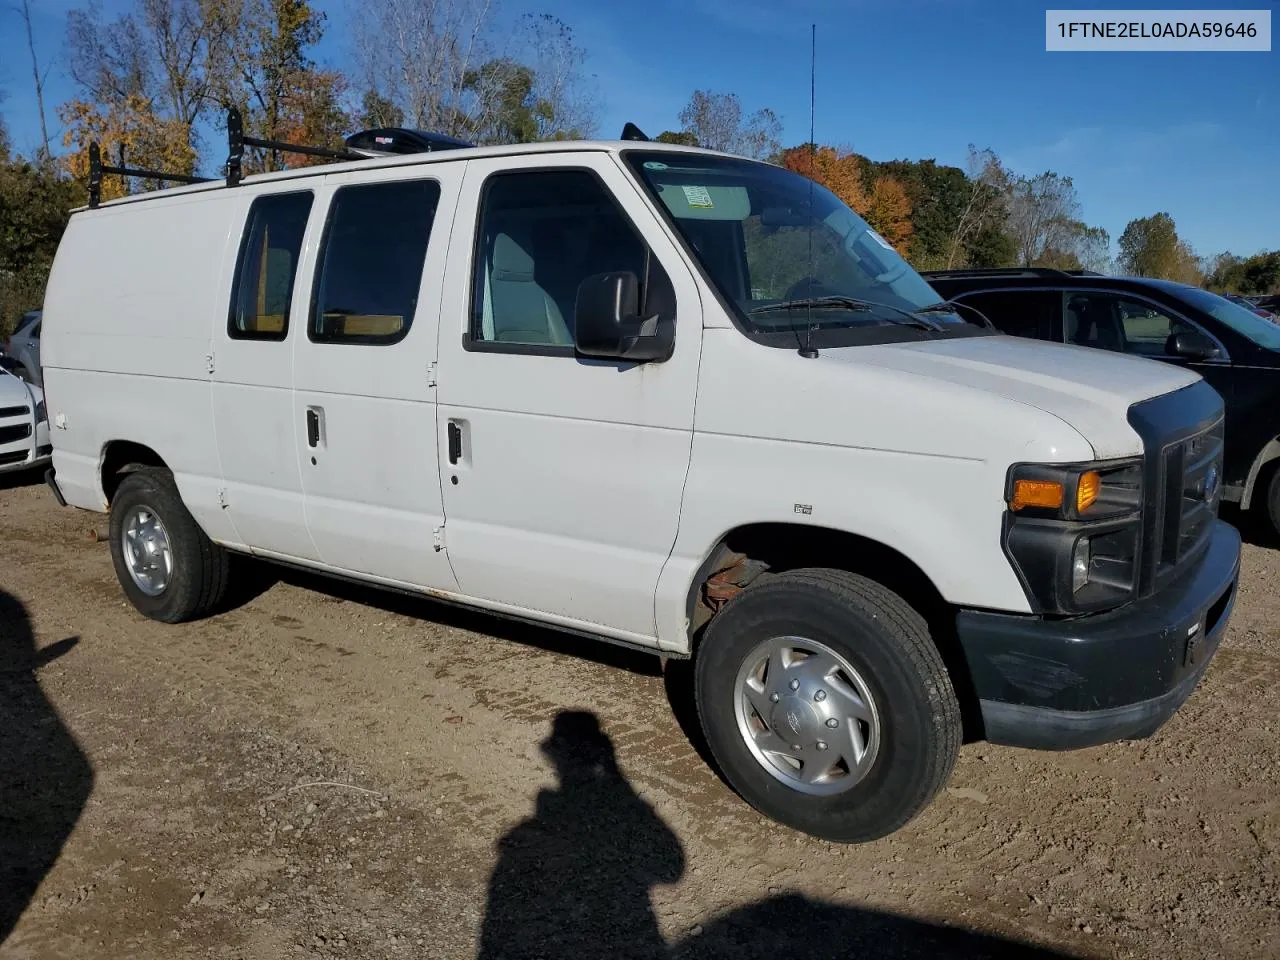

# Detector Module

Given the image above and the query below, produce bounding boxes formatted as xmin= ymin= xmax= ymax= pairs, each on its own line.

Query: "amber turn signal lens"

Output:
xmin=1010 ymin=479 xmax=1064 ymax=511
xmin=1077 ymin=471 xmax=1100 ymax=513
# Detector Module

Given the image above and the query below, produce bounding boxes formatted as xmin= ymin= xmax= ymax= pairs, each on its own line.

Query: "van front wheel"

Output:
xmin=694 ymin=568 xmax=961 ymax=843
xmin=108 ymin=467 xmax=229 ymax=623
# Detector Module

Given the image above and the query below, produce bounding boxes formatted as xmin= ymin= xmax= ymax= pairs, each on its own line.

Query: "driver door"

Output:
xmin=433 ymin=154 xmax=703 ymax=643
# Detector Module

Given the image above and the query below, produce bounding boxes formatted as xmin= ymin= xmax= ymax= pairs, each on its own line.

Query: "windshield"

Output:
xmin=1175 ymin=285 xmax=1280 ymax=350
xmin=623 ymin=152 xmax=978 ymax=344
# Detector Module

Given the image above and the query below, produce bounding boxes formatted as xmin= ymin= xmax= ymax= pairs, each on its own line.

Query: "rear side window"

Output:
xmin=310 ymin=179 xmax=441 ymax=345
xmin=229 ymin=192 xmax=314 ymax=341
xmin=955 ymin=290 xmax=1058 ymax=341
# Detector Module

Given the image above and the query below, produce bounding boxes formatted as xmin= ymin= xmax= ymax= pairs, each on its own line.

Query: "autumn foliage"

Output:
xmin=58 ymin=96 xmax=197 ymax=201
xmin=780 ymin=145 xmax=912 ymax=253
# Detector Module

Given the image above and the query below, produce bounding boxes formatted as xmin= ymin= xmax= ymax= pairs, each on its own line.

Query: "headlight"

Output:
xmin=1003 ymin=458 xmax=1143 ymax=614
xmin=35 ymin=400 xmax=46 ymax=423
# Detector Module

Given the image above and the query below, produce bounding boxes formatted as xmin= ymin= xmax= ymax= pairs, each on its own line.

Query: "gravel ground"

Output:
xmin=1 ymin=470 xmax=1278 ymax=960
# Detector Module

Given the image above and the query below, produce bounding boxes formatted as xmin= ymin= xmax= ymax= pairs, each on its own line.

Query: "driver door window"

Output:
xmin=469 ymin=169 xmax=653 ymax=352
xmin=1064 ymin=293 xmax=1197 ymax=357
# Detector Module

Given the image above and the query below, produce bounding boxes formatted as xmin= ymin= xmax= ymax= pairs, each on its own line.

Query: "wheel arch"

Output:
xmin=100 ymin=439 xmax=170 ymax=505
xmin=683 ymin=522 xmax=983 ymax=740
xmin=1241 ymin=436 xmax=1280 ymax=510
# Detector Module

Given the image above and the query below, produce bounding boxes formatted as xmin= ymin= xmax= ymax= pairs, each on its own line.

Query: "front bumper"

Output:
xmin=956 ymin=519 xmax=1240 ymax=750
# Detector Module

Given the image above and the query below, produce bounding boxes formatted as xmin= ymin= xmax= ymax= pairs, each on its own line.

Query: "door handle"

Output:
xmin=306 ymin=407 xmax=322 ymax=448
xmin=447 ymin=420 xmax=462 ymax=465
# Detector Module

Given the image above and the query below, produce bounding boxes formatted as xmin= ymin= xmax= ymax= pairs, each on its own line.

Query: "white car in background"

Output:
xmin=0 ymin=367 xmax=51 ymax=475
xmin=4 ymin=309 xmax=42 ymax=385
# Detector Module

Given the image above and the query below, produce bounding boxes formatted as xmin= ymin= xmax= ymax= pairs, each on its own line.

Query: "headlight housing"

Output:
xmin=1003 ymin=458 xmax=1143 ymax=614
xmin=35 ymin=399 xmax=47 ymax=423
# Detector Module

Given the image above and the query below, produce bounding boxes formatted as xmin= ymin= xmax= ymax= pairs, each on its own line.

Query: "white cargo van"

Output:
xmin=40 ymin=120 xmax=1240 ymax=841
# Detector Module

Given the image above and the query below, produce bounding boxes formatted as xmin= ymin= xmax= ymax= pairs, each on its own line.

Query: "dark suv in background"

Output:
xmin=923 ymin=268 xmax=1280 ymax=536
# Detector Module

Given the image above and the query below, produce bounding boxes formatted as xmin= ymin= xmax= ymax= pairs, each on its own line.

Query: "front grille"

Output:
xmin=0 ymin=422 xmax=32 ymax=445
xmin=0 ymin=405 xmax=28 ymax=418
xmin=1156 ymin=417 xmax=1223 ymax=576
xmin=0 ymin=449 xmax=29 ymax=466
xmin=1127 ymin=380 xmax=1226 ymax=598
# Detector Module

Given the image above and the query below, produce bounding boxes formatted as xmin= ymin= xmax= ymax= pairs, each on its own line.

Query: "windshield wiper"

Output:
xmin=749 ymin=296 xmax=944 ymax=331
xmin=916 ymin=299 xmax=994 ymax=329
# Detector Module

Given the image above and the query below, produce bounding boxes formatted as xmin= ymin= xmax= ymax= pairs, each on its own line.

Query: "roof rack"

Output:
xmin=88 ymin=142 xmax=213 ymax=208
xmin=224 ymin=106 xmax=364 ymax=186
xmin=920 ymin=267 xmax=1106 ymax=280
xmin=86 ymin=106 xmax=476 ymax=208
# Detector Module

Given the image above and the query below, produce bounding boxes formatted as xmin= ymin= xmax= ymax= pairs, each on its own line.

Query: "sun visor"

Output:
xmin=653 ymin=181 xmax=751 ymax=220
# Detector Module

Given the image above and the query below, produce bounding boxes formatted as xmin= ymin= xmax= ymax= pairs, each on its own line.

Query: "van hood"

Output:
xmin=824 ymin=334 xmax=1203 ymax=459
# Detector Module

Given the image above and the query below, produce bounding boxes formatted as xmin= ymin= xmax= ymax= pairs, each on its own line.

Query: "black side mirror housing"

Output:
xmin=573 ymin=271 xmax=673 ymax=362
xmin=1166 ymin=329 xmax=1220 ymax=361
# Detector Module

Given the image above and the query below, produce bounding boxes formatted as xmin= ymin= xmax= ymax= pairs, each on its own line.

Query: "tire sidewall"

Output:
xmin=108 ymin=470 xmax=201 ymax=623
xmin=1266 ymin=465 xmax=1280 ymax=540
xmin=695 ymin=577 xmax=954 ymax=842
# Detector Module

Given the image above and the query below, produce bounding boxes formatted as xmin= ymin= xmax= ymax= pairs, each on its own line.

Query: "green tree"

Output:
xmin=964 ymin=222 xmax=1016 ymax=268
xmin=1117 ymin=212 xmax=1180 ymax=278
xmin=359 ymin=89 xmax=403 ymax=129
xmin=0 ymin=141 xmax=81 ymax=333
xmin=216 ymin=0 xmax=331 ymax=171
xmin=873 ymin=158 xmax=972 ymax=269
xmin=1204 ymin=252 xmax=1245 ymax=292
xmin=1241 ymin=251 xmax=1280 ymax=294
xmin=655 ymin=130 xmax=698 ymax=146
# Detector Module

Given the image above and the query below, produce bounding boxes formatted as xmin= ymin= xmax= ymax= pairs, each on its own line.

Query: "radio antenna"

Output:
xmin=798 ymin=22 xmax=819 ymax=359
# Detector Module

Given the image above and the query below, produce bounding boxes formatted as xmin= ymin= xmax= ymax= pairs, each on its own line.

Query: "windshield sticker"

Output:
xmin=643 ymin=161 xmax=669 ymax=170
xmin=681 ymin=185 xmax=714 ymax=208
xmin=866 ymin=229 xmax=896 ymax=252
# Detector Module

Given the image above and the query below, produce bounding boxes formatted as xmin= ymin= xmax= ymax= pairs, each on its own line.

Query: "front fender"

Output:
xmin=652 ymin=431 xmax=1035 ymax=653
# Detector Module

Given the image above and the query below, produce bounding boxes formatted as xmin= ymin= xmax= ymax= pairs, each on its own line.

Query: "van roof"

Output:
xmin=73 ymin=139 xmax=740 ymax=213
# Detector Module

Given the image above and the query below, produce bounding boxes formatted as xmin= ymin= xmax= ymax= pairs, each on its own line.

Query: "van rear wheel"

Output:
xmin=694 ymin=568 xmax=961 ymax=842
xmin=108 ymin=467 xmax=229 ymax=623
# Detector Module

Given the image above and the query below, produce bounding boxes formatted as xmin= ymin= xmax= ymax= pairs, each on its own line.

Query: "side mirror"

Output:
xmin=573 ymin=271 xmax=673 ymax=363
xmin=1166 ymin=329 xmax=1220 ymax=361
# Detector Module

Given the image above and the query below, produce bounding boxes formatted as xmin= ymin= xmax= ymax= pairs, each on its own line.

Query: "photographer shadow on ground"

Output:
xmin=477 ymin=709 xmax=1081 ymax=960
xmin=0 ymin=589 xmax=93 ymax=945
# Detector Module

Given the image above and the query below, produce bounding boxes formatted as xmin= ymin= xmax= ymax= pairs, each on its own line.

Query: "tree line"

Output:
xmin=1 ymin=0 xmax=1275 ymax=332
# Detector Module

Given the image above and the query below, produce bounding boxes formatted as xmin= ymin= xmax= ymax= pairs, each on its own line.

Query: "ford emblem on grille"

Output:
xmin=1203 ymin=463 xmax=1220 ymax=503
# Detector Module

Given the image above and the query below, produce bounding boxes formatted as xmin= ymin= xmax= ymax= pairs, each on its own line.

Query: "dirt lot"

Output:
xmin=1 ymin=472 xmax=1278 ymax=960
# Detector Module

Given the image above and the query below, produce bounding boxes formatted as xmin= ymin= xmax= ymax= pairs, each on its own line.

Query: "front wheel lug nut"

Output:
xmin=789 ymin=678 xmax=800 ymax=691
xmin=792 ymin=744 xmax=803 ymax=751
xmin=816 ymin=741 xmax=828 ymax=751
xmin=814 ymin=690 xmax=827 ymax=702
xmin=825 ymin=718 xmax=839 ymax=728
xmin=769 ymin=693 xmax=780 ymax=703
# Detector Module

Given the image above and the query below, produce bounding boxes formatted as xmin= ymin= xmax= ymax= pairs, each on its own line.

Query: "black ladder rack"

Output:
xmin=84 ymin=106 xmax=483 ymax=208
xmin=88 ymin=142 xmax=214 ymax=208
xmin=87 ymin=105 xmax=370 ymax=207
xmin=224 ymin=105 xmax=364 ymax=186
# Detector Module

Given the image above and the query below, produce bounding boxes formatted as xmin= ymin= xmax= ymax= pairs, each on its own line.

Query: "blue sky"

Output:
xmin=2 ymin=0 xmax=1276 ymax=258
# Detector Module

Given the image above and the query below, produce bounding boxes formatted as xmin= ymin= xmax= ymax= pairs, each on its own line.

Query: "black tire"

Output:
xmin=1264 ymin=463 xmax=1280 ymax=542
xmin=694 ymin=568 xmax=961 ymax=843
xmin=108 ymin=467 xmax=229 ymax=623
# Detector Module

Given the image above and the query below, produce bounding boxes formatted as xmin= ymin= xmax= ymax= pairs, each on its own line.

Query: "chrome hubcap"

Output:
xmin=122 ymin=507 xmax=172 ymax=596
xmin=734 ymin=636 xmax=881 ymax=796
